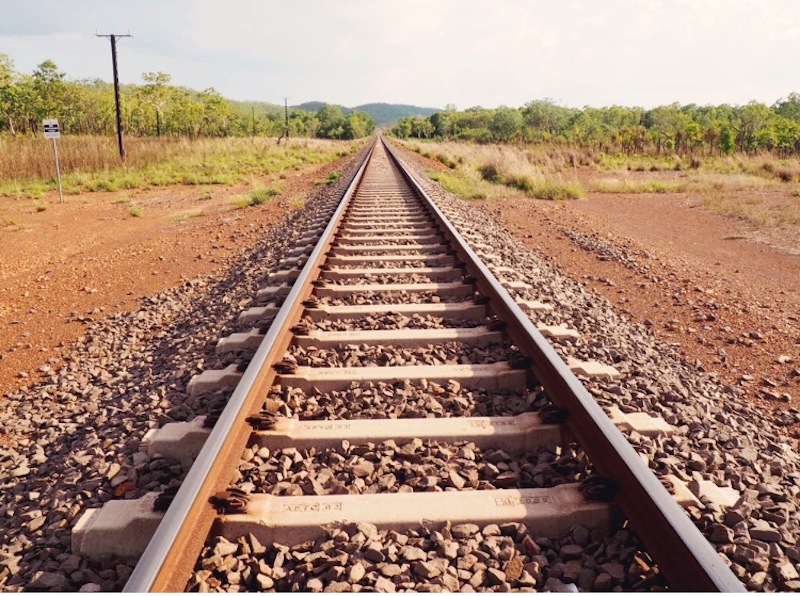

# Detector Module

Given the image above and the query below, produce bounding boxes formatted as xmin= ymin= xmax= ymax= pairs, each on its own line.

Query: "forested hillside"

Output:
xmin=0 ymin=54 xmax=375 ymax=139
xmin=391 ymin=98 xmax=800 ymax=156
xmin=293 ymin=102 xmax=439 ymax=126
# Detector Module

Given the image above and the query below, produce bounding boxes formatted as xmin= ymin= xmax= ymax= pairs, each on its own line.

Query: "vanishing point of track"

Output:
xmin=118 ymin=137 xmax=744 ymax=591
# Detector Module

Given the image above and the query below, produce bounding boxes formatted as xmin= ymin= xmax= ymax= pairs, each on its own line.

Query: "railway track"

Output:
xmin=81 ymin=137 xmax=743 ymax=591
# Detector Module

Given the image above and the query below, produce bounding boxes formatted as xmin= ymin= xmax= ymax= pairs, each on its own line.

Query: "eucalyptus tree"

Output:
xmin=0 ymin=53 xmax=17 ymax=134
xmin=32 ymin=60 xmax=67 ymax=125
xmin=140 ymin=71 xmax=172 ymax=136
xmin=774 ymin=93 xmax=800 ymax=122
xmin=489 ymin=106 xmax=523 ymax=142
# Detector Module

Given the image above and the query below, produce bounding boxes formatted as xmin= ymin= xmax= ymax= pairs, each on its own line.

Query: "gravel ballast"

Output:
xmin=0 ymin=148 xmax=368 ymax=591
xmin=395 ymin=142 xmax=800 ymax=591
xmin=188 ymin=520 xmax=663 ymax=592
xmin=2 ymin=138 xmax=799 ymax=591
xmin=266 ymin=381 xmax=541 ymax=420
xmin=235 ymin=439 xmax=590 ymax=496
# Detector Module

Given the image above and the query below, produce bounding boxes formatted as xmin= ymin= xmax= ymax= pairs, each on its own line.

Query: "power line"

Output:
xmin=96 ymin=32 xmax=132 ymax=160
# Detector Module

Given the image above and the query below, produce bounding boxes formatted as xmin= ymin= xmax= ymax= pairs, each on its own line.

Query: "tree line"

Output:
xmin=391 ymin=97 xmax=800 ymax=156
xmin=0 ymin=54 xmax=375 ymax=140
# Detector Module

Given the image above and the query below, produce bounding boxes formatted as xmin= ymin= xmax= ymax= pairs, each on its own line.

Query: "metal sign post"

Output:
xmin=43 ymin=119 xmax=63 ymax=204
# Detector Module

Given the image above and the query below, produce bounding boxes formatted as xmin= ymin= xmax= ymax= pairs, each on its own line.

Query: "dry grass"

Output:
xmin=1 ymin=136 xmax=198 ymax=180
xmin=591 ymin=177 xmax=686 ymax=194
xmin=172 ymin=210 xmax=205 ymax=223
xmin=592 ymin=168 xmax=783 ymax=196
xmin=405 ymin=140 xmax=584 ymax=200
xmin=0 ymin=136 xmax=359 ymax=198
xmin=403 ymin=139 xmax=800 ymax=228
xmin=687 ymin=172 xmax=777 ymax=192
xmin=700 ymin=192 xmax=800 ymax=227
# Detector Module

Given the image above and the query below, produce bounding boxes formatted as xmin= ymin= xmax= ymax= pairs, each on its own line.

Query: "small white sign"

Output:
xmin=43 ymin=119 xmax=60 ymax=139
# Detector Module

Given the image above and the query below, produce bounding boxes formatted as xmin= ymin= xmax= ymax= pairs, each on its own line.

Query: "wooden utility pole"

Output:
xmin=96 ymin=32 xmax=132 ymax=160
xmin=284 ymin=98 xmax=289 ymax=139
xmin=277 ymin=97 xmax=290 ymax=144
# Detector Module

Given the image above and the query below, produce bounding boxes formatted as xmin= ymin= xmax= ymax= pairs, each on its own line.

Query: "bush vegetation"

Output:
xmin=0 ymin=54 xmax=375 ymax=140
xmin=391 ymin=96 xmax=800 ymax=158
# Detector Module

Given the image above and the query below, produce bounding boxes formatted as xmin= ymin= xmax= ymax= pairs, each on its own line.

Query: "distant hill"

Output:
xmin=293 ymin=101 xmax=440 ymax=125
xmin=353 ymin=103 xmax=440 ymax=125
xmin=294 ymin=101 xmax=328 ymax=113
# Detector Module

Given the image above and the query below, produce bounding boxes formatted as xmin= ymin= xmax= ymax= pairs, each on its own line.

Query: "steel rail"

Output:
xmin=383 ymin=139 xmax=745 ymax=592
xmin=124 ymin=140 xmax=377 ymax=592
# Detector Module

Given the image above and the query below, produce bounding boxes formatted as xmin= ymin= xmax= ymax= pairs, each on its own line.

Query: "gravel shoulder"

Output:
xmin=481 ymin=189 xmax=800 ymax=438
xmin=0 ymin=161 xmax=343 ymax=407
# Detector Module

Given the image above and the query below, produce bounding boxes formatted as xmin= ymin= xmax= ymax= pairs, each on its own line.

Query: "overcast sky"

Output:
xmin=1 ymin=0 xmax=798 ymax=110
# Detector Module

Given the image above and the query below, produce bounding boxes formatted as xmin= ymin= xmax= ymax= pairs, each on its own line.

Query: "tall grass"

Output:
xmin=0 ymin=136 xmax=360 ymax=198
xmin=596 ymin=151 xmax=800 ymax=183
xmin=700 ymin=193 xmax=800 ymax=227
xmin=405 ymin=140 xmax=584 ymax=200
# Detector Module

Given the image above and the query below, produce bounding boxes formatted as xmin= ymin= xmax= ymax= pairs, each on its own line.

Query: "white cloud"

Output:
xmin=1 ymin=0 xmax=799 ymax=109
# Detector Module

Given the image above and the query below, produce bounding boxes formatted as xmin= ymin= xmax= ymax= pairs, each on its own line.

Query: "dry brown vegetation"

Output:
xmin=0 ymin=136 xmax=359 ymax=198
xmin=402 ymin=140 xmax=800 ymax=232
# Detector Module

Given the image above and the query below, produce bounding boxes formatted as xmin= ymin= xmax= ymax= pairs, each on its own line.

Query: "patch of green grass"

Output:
xmin=231 ymin=187 xmax=279 ymax=210
xmin=20 ymin=185 xmax=45 ymax=200
xmin=88 ymin=179 xmax=119 ymax=193
xmin=199 ymin=190 xmax=213 ymax=201
xmin=435 ymin=153 xmax=459 ymax=169
xmin=181 ymin=171 xmax=237 ymax=186
xmin=290 ymin=195 xmax=306 ymax=209
xmin=230 ymin=197 xmax=251 ymax=210
xmin=323 ymin=171 xmax=341 ymax=185
xmin=429 ymin=171 xmax=493 ymax=201
xmin=129 ymin=206 xmax=143 ymax=218
xmin=478 ymin=164 xmax=502 ymax=183
xmin=526 ymin=181 xmax=585 ymax=200
xmin=249 ymin=187 xmax=280 ymax=205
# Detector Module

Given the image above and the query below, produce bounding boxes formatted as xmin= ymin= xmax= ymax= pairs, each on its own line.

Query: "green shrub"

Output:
xmin=89 ymin=179 xmax=118 ymax=192
xmin=249 ymin=187 xmax=279 ymax=205
xmin=478 ymin=164 xmax=501 ymax=182
xmin=435 ymin=153 xmax=458 ymax=169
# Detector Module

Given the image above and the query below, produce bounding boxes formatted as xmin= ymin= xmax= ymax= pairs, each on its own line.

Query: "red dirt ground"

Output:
xmin=0 ymin=161 xmax=338 ymax=398
xmin=487 ymin=187 xmax=800 ymax=435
